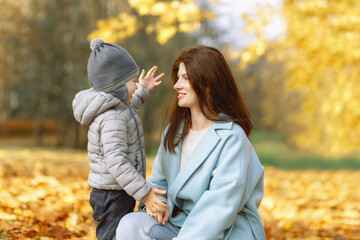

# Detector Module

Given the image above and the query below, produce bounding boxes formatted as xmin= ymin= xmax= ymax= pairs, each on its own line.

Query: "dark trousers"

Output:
xmin=90 ymin=188 xmax=135 ymax=240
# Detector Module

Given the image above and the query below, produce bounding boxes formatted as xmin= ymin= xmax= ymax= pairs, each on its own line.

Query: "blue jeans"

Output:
xmin=90 ymin=188 xmax=135 ymax=240
xmin=115 ymin=211 xmax=179 ymax=240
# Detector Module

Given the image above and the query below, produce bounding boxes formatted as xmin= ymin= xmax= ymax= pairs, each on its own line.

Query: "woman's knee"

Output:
xmin=116 ymin=213 xmax=140 ymax=239
xmin=115 ymin=212 xmax=156 ymax=240
xmin=148 ymin=224 xmax=178 ymax=240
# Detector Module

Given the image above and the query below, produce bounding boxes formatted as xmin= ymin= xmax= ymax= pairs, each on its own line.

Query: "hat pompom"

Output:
xmin=90 ymin=38 xmax=104 ymax=51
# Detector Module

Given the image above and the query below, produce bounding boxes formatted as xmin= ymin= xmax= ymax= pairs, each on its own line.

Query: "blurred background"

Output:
xmin=1 ymin=0 xmax=359 ymax=163
xmin=0 ymin=0 xmax=360 ymax=239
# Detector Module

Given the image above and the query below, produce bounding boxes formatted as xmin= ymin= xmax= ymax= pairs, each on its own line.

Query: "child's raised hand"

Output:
xmin=139 ymin=66 xmax=164 ymax=91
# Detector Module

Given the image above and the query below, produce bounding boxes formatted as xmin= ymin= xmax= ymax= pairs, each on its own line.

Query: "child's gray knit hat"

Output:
xmin=87 ymin=38 xmax=139 ymax=93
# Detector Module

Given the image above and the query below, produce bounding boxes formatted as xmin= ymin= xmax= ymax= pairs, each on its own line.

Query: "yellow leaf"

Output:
xmin=0 ymin=211 xmax=16 ymax=220
xmin=156 ymin=26 xmax=177 ymax=45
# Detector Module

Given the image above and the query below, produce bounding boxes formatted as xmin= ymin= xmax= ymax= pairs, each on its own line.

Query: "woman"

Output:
xmin=115 ymin=46 xmax=266 ymax=240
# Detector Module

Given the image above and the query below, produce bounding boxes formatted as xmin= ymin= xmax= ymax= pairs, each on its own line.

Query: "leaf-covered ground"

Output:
xmin=0 ymin=148 xmax=359 ymax=239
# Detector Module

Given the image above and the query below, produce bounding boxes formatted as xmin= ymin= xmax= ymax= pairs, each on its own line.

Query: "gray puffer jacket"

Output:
xmin=72 ymin=84 xmax=151 ymax=202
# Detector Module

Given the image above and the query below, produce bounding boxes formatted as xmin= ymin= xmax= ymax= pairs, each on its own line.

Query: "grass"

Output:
xmin=145 ymin=129 xmax=360 ymax=170
xmin=1 ymin=129 xmax=359 ymax=170
xmin=0 ymin=231 xmax=12 ymax=239
xmin=250 ymin=129 xmax=360 ymax=170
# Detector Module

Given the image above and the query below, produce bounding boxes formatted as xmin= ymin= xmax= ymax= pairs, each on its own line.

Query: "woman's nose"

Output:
xmin=174 ymin=79 xmax=181 ymax=90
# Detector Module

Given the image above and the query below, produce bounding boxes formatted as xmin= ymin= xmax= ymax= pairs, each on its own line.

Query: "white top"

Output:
xmin=180 ymin=127 xmax=209 ymax=169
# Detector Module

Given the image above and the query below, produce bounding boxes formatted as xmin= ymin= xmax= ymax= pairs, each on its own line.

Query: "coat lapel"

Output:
xmin=165 ymin=122 xmax=184 ymax=187
xmin=168 ymin=124 xmax=221 ymax=201
xmin=166 ymin=144 xmax=181 ymax=186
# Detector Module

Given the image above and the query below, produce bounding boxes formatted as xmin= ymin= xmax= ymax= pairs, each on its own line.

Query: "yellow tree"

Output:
xmin=236 ymin=0 xmax=360 ymax=156
xmin=88 ymin=0 xmax=216 ymax=45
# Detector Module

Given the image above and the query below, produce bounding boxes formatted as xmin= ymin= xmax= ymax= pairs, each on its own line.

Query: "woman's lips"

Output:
xmin=177 ymin=93 xmax=186 ymax=99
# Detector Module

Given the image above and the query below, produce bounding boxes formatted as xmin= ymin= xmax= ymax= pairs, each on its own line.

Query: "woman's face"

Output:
xmin=174 ymin=62 xmax=198 ymax=109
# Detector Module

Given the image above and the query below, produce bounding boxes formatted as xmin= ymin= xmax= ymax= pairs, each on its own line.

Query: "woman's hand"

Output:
xmin=144 ymin=188 xmax=168 ymax=214
xmin=139 ymin=66 xmax=164 ymax=91
xmin=147 ymin=208 xmax=170 ymax=225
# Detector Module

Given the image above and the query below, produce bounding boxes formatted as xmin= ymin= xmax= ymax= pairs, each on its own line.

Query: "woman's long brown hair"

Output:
xmin=164 ymin=46 xmax=253 ymax=153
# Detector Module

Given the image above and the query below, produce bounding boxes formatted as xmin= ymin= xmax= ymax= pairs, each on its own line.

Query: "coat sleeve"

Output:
xmin=144 ymin=130 xmax=169 ymax=206
xmin=174 ymin=132 xmax=264 ymax=240
xmin=101 ymin=115 xmax=151 ymax=202
xmin=130 ymin=83 xmax=150 ymax=111
xmin=138 ymin=132 xmax=168 ymax=210
xmin=147 ymin=131 xmax=168 ymax=192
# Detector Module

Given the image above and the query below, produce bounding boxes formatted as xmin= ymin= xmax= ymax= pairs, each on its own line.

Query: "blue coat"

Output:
xmin=148 ymin=120 xmax=266 ymax=240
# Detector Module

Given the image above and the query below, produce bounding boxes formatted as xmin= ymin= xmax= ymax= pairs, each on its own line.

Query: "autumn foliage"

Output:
xmin=86 ymin=0 xmax=360 ymax=156
xmin=0 ymin=149 xmax=95 ymax=239
xmin=236 ymin=0 xmax=360 ymax=156
xmin=0 ymin=148 xmax=359 ymax=239
xmin=88 ymin=0 xmax=215 ymax=45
